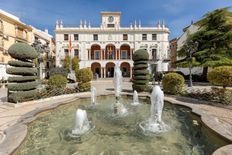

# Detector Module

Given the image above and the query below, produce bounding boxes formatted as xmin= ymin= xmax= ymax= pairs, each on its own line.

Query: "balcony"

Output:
xmin=16 ymin=30 xmax=27 ymax=42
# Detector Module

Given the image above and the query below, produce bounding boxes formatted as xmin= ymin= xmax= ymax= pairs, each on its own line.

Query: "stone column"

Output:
xmin=130 ymin=49 xmax=133 ymax=60
xmin=116 ymin=49 xmax=118 ymax=60
xmin=130 ymin=66 xmax=132 ymax=78
xmin=119 ymin=50 xmax=121 ymax=60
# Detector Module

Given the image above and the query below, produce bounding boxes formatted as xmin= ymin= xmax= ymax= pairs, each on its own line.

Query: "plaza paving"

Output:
xmin=0 ymin=80 xmax=231 ymax=154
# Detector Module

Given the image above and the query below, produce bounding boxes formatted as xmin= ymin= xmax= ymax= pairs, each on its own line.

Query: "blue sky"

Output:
xmin=0 ymin=0 xmax=231 ymax=39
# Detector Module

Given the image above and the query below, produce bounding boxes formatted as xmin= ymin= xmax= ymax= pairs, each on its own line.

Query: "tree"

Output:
xmin=132 ymin=49 xmax=149 ymax=92
xmin=62 ymin=56 xmax=80 ymax=72
xmin=7 ymin=43 xmax=38 ymax=103
xmin=176 ymin=7 xmax=232 ymax=77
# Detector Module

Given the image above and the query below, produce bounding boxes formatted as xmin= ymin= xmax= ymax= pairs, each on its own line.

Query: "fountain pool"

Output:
xmin=14 ymin=95 xmax=227 ymax=155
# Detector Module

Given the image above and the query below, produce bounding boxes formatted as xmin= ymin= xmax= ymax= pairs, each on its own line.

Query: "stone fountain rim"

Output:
xmin=0 ymin=92 xmax=231 ymax=155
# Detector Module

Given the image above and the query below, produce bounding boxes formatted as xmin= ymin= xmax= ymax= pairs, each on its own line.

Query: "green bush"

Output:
xmin=207 ymin=66 xmax=232 ymax=88
xmin=7 ymin=81 xmax=39 ymax=91
xmin=8 ymin=76 xmax=37 ymax=82
xmin=6 ymin=67 xmax=37 ymax=76
xmin=49 ymin=67 xmax=68 ymax=77
xmin=133 ymin=64 xmax=148 ymax=70
xmin=162 ymin=73 xmax=185 ymax=95
xmin=8 ymin=43 xmax=38 ymax=60
xmin=76 ymin=68 xmax=93 ymax=83
xmin=132 ymin=84 xmax=148 ymax=92
xmin=132 ymin=49 xmax=149 ymax=92
xmin=132 ymin=49 xmax=149 ymax=61
xmin=79 ymin=82 xmax=91 ymax=92
xmin=8 ymin=60 xmax=33 ymax=67
xmin=8 ymin=89 xmax=38 ymax=103
xmin=48 ymin=75 xmax=67 ymax=89
xmin=7 ymin=43 xmax=38 ymax=103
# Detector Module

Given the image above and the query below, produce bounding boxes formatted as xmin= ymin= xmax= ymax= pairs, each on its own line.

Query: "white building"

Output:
xmin=55 ymin=12 xmax=170 ymax=78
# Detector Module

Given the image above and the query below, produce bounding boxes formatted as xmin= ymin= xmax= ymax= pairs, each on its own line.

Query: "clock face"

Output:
xmin=108 ymin=16 xmax=114 ymax=23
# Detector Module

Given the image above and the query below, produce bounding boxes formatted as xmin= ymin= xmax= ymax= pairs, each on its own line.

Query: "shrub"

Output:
xmin=162 ymin=73 xmax=185 ymax=95
xmin=62 ymin=56 xmax=80 ymax=71
xmin=7 ymin=43 xmax=38 ymax=103
xmin=8 ymin=60 xmax=33 ymax=67
xmin=7 ymin=81 xmax=39 ymax=91
xmin=49 ymin=67 xmax=68 ymax=77
xmin=207 ymin=66 xmax=232 ymax=88
xmin=8 ymin=76 xmax=37 ymax=82
xmin=132 ymin=49 xmax=149 ymax=92
xmin=6 ymin=67 xmax=37 ymax=76
xmin=8 ymin=89 xmax=38 ymax=103
xmin=154 ymin=72 xmax=163 ymax=82
xmin=79 ymin=82 xmax=91 ymax=92
xmin=48 ymin=75 xmax=67 ymax=89
xmin=8 ymin=43 xmax=38 ymax=60
xmin=75 ymin=68 xmax=93 ymax=83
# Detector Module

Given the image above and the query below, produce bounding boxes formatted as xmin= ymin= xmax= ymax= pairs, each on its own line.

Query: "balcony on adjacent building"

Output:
xmin=16 ymin=28 xmax=27 ymax=42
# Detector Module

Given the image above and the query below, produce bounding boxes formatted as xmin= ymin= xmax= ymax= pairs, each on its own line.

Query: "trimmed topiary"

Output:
xmin=79 ymin=82 xmax=91 ymax=92
xmin=162 ymin=73 xmax=185 ymax=95
xmin=75 ymin=68 xmax=93 ymax=92
xmin=207 ymin=66 xmax=232 ymax=88
xmin=132 ymin=49 xmax=149 ymax=92
xmin=8 ymin=76 xmax=37 ymax=83
xmin=76 ymin=68 xmax=93 ymax=83
xmin=8 ymin=60 xmax=33 ymax=67
xmin=48 ymin=75 xmax=67 ymax=90
xmin=8 ymin=43 xmax=38 ymax=60
xmin=7 ymin=43 xmax=38 ymax=103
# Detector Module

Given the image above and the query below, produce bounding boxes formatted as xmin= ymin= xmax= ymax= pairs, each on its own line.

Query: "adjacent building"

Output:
xmin=55 ymin=12 xmax=170 ymax=78
xmin=0 ymin=9 xmax=55 ymax=80
xmin=169 ymin=37 xmax=178 ymax=70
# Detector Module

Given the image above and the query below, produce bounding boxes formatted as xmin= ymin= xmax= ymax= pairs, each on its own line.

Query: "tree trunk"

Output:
xmin=202 ymin=67 xmax=208 ymax=81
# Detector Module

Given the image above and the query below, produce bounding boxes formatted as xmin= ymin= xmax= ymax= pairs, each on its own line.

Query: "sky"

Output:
xmin=0 ymin=0 xmax=231 ymax=39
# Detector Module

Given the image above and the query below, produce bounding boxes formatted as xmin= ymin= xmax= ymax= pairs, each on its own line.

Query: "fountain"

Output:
xmin=131 ymin=90 xmax=139 ymax=106
xmin=113 ymin=62 xmax=127 ymax=115
xmin=91 ymin=86 xmax=97 ymax=105
xmin=139 ymin=85 xmax=169 ymax=135
xmin=71 ymin=109 xmax=92 ymax=136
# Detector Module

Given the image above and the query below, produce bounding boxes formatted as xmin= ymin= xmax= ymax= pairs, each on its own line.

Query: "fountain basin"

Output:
xmin=13 ymin=95 xmax=229 ymax=155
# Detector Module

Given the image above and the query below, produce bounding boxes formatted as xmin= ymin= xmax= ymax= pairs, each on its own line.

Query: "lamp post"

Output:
xmin=183 ymin=40 xmax=198 ymax=87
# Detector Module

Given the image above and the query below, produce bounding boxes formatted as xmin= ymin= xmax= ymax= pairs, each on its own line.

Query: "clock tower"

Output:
xmin=101 ymin=12 xmax=121 ymax=28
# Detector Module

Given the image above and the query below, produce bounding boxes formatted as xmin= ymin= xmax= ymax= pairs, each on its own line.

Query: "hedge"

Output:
xmin=8 ymin=60 xmax=33 ymax=67
xmin=8 ymin=81 xmax=39 ymax=91
xmin=48 ymin=75 xmax=67 ymax=89
xmin=76 ymin=68 xmax=93 ymax=83
xmin=49 ymin=67 xmax=68 ymax=77
xmin=8 ymin=43 xmax=38 ymax=60
xmin=6 ymin=67 xmax=37 ymax=76
xmin=133 ymin=64 xmax=148 ymax=70
xmin=132 ymin=80 xmax=148 ymax=85
xmin=133 ymin=75 xmax=149 ymax=80
xmin=79 ymin=82 xmax=91 ymax=92
xmin=133 ymin=61 xmax=148 ymax=66
xmin=8 ymin=76 xmax=37 ymax=82
xmin=162 ymin=73 xmax=184 ymax=95
xmin=8 ymin=89 xmax=38 ymax=103
xmin=207 ymin=66 xmax=232 ymax=88
xmin=132 ymin=84 xmax=148 ymax=92
xmin=133 ymin=70 xmax=149 ymax=75
xmin=132 ymin=49 xmax=149 ymax=61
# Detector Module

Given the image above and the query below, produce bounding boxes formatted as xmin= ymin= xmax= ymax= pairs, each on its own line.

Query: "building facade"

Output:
xmin=0 ymin=9 xmax=54 ymax=80
xmin=55 ymin=12 xmax=170 ymax=78
xmin=169 ymin=38 xmax=178 ymax=70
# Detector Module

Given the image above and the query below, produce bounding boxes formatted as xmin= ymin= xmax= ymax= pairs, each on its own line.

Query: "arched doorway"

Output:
xmin=105 ymin=62 xmax=115 ymax=78
xmin=120 ymin=44 xmax=130 ymax=59
xmin=120 ymin=62 xmax=130 ymax=77
xmin=91 ymin=62 xmax=101 ymax=78
xmin=91 ymin=44 xmax=101 ymax=60
xmin=105 ymin=44 xmax=116 ymax=60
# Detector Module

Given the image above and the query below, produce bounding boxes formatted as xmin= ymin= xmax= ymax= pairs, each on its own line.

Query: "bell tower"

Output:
xmin=101 ymin=12 xmax=121 ymax=28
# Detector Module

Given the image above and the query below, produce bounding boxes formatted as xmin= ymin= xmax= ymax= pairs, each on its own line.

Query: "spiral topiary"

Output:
xmin=132 ymin=49 xmax=149 ymax=92
xmin=6 ymin=43 xmax=38 ymax=103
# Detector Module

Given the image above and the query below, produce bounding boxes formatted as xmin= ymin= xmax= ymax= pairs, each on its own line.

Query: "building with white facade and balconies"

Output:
xmin=55 ymin=12 xmax=170 ymax=78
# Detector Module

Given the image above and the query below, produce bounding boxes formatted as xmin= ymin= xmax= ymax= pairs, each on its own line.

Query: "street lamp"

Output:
xmin=183 ymin=40 xmax=198 ymax=87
